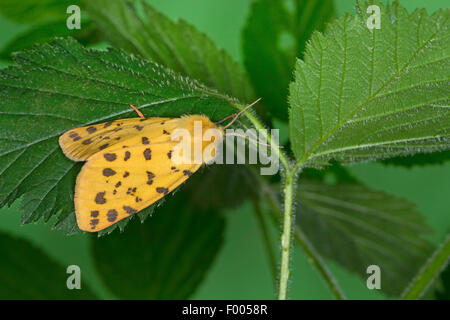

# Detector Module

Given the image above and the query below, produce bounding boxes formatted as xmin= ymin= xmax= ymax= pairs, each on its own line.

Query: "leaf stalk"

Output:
xmin=241 ymin=107 xmax=344 ymax=299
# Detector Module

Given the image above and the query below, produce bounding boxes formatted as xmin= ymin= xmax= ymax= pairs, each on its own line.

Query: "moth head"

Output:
xmin=172 ymin=115 xmax=223 ymax=165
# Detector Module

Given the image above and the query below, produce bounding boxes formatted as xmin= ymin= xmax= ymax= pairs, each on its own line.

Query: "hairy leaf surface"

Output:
xmin=0 ymin=38 xmax=236 ymax=233
xmin=297 ymin=180 xmax=434 ymax=296
xmin=289 ymin=1 xmax=450 ymax=167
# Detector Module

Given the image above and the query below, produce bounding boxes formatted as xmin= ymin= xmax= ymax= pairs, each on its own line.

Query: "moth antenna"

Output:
xmin=222 ymin=98 xmax=262 ymax=129
xmin=129 ymin=104 xmax=145 ymax=119
xmin=225 ymin=132 xmax=283 ymax=149
xmin=215 ymin=113 xmax=236 ymax=125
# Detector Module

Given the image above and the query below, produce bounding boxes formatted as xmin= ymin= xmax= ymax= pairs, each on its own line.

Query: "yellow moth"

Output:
xmin=59 ymin=100 xmax=259 ymax=232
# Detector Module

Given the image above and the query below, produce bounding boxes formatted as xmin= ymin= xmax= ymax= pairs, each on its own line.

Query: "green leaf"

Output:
xmin=243 ymin=0 xmax=334 ymax=120
xmin=0 ymin=38 xmax=237 ymax=233
xmin=0 ymin=20 xmax=100 ymax=60
xmin=381 ymin=149 xmax=450 ymax=167
xmin=186 ymin=164 xmax=260 ymax=211
xmin=91 ymin=192 xmax=225 ymax=299
xmin=0 ymin=231 xmax=97 ymax=299
xmin=434 ymin=264 xmax=450 ymax=299
xmin=85 ymin=0 xmax=254 ymax=103
xmin=0 ymin=0 xmax=76 ymax=23
xmin=289 ymin=1 xmax=450 ymax=168
xmin=301 ymin=161 xmax=359 ymax=184
xmin=402 ymin=235 xmax=450 ymax=300
xmin=296 ymin=179 xmax=434 ymax=296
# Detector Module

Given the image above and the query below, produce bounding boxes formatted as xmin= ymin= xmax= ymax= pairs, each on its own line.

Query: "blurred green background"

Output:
xmin=0 ymin=0 xmax=448 ymax=299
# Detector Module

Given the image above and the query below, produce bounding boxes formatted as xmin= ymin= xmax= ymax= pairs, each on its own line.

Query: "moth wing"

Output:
xmin=74 ymin=138 xmax=200 ymax=232
xmin=59 ymin=117 xmax=176 ymax=161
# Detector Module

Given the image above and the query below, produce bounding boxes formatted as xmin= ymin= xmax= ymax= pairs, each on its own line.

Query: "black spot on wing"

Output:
xmin=99 ymin=144 xmax=109 ymax=150
xmin=123 ymin=206 xmax=137 ymax=215
xmin=123 ymin=171 xmax=130 ymax=178
xmin=102 ymin=168 xmax=116 ymax=177
xmin=87 ymin=126 xmax=97 ymax=134
xmin=146 ymin=171 xmax=155 ymax=185
xmin=124 ymin=151 xmax=131 ymax=161
xmin=183 ymin=170 xmax=193 ymax=177
xmin=90 ymin=210 xmax=99 ymax=217
xmin=142 ymin=137 xmax=149 ymax=145
xmin=90 ymin=219 xmax=99 ymax=229
xmin=156 ymin=187 xmax=169 ymax=195
xmin=82 ymin=138 xmax=93 ymax=145
xmin=143 ymin=148 xmax=151 ymax=160
xmin=126 ymin=187 xmax=137 ymax=195
xmin=107 ymin=209 xmax=118 ymax=222
xmin=104 ymin=153 xmax=116 ymax=161
xmin=134 ymin=125 xmax=144 ymax=131
xmin=95 ymin=192 xmax=106 ymax=204
xmin=69 ymin=132 xmax=81 ymax=141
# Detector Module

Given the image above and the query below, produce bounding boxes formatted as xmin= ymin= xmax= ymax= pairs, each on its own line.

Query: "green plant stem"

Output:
xmin=278 ymin=172 xmax=294 ymax=299
xmin=260 ymin=177 xmax=346 ymax=300
xmin=242 ymin=107 xmax=345 ymax=300
xmin=401 ymin=235 xmax=450 ymax=300
xmin=252 ymin=198 xmax=278 ymax=286
xmin=240 ymin=107 xmax=292 ymax=298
